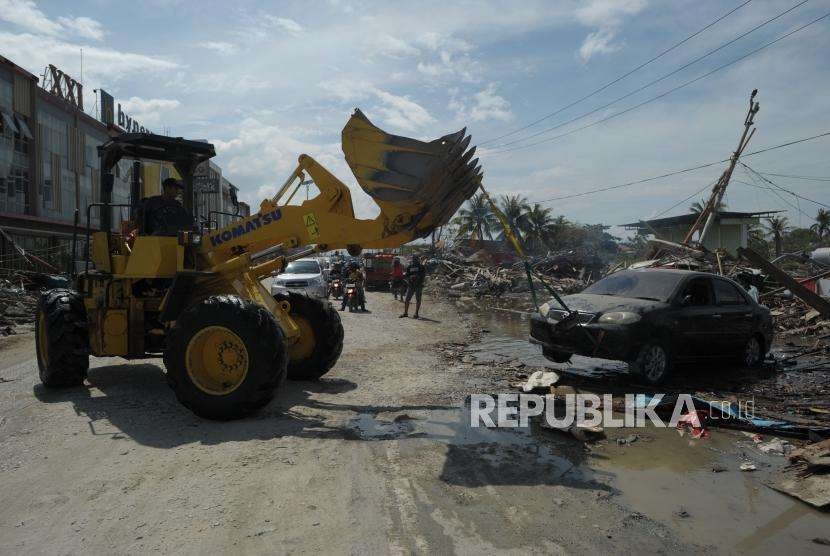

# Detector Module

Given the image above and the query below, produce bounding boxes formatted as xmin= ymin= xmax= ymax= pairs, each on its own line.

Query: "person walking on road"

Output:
xmin=399 ymin=254 xmax=426 ymax=319
xmin=390 ymin=257 xmax=406 ymax=300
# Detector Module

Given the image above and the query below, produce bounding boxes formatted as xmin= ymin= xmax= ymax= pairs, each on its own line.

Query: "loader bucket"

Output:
xmin=342 ymin=109 xmax=482 ymax=239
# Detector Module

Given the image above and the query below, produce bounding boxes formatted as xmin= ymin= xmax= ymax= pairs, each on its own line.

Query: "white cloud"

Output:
xmin=574 ymin=0 xmax=646 ymax=62
xmin=575 ymin=0 xmax=648 ymax=27
xmin=578 ymin=28 xmax=621 ymax=62
xmin=58 ymin=16 xmax=106 ymax=41
xmin=0 ymin=0 xmax=61 ymax=35
xmin=318 ymin=79 xmax=435 ymax=132
xmin=376 ymin=34 xmax=419 ymax=59
xmin=469 ymin=83 xmax=512 ymax=122
xmin=197 ymin=41 xmax=237 ymax=55
xmin=373 ymin=89 xmax=435 ymax=131
xmin=119 ymin=96 xmax=181 ymax=127
xmin=0 ymin=31 xmax=180 ymax=81
xmin=262 ymin=15 xmax=304 ymax=35
xmin=0 ymin=1 xmax=107 ymax=41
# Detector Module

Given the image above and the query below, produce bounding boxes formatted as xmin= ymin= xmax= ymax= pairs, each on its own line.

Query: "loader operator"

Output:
xmin=139 ymin=178 xmax=194 ymax=236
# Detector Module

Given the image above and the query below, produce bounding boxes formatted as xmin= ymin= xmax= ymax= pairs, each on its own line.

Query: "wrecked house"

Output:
xmin=623 ymin=211 xmax=781 ymax=256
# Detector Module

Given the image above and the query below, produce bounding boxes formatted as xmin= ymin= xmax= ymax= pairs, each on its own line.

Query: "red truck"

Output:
xmin=362 ymin=253 xmax=399 ymax=289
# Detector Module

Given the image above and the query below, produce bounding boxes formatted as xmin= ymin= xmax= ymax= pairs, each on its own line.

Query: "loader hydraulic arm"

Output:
xmin=199 ymin=109 xmax=482 ymax=265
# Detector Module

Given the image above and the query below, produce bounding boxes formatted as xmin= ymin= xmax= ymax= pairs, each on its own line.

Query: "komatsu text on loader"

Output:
xmin=35 ymin=110 xmax=481 ymax=419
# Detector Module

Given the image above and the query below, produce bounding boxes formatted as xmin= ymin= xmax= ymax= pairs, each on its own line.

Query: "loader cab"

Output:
xmin=83 ymin=134 xmax=216 ymax=277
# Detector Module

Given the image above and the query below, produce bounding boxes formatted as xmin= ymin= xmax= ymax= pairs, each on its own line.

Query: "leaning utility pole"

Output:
xmin=683 ymin=89 xmax=760 ymax=247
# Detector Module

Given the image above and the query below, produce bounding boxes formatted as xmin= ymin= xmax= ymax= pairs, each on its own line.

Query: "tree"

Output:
xmin=689 ymin=198 xmax=727 ymax=214
xmin=522 ymin=203 xmax=555 ymax=253
xmin=452 ymin=193 xmax=497 ymax=240
xmin=497 ymin=194 xmax=530 ymax=242
xmin=764 ymin=215 xmax=790 ymax=256
xmin=811 ymin=208 xmax=830 ymax=240
xmin=746 ymin=223 xmax=769 ymax=257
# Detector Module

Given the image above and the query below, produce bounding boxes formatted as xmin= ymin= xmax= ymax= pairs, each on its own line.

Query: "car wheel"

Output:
xmin=742 ymin=335 xmax=763 ymax=368
xmin=630 ymin=343 xmax=671 ymax=384
xmin=542 ymin=347 xmax=572 ymax=364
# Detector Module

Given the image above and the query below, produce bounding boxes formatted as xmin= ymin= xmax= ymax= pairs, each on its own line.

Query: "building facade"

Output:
xmin=622 ymin=211 xmax=780 ymax=256
xmin=0 ymin=55 xmax=244 ymax=275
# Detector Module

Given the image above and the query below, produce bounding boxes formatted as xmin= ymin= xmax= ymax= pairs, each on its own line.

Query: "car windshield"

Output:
xmin=582 ymin=271 xmax=682 ymax=302
xmin=284 ymin=260 xmax=320 ymax=274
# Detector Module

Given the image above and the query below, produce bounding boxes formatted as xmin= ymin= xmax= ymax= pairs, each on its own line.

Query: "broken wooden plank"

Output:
xmin=738 ymin=247 xmax=830 ymax=317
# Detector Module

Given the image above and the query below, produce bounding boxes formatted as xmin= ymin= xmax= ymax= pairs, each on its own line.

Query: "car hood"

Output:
xmin=276 ymin=273 xmax=321 ymax=281
xmin=550 ymin=293 xmax=668 ymax=314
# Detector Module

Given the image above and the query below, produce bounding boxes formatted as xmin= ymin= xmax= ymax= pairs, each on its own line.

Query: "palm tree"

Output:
xmin=689 ymin=198 xmax=727 ymax=214
xmin=453 ymin=193 xmax=497 ymax=240
xmin=764 ymin=215 xmax=790 ymax=256
xmin=811 ymin=208 xmax=830 ymax=240
xmin=522 ymin=203 xmax=555 ymax=253
xmin=497 ymin=194 xmax=530 ymax=242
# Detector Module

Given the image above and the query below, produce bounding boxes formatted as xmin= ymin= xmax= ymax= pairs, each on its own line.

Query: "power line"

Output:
xmin=534 ymin=130 xmax=830 ymax=203
xmin=652 ymin=182 xmax=717 ymax=219
xmin=757 ymin=171 xmax=830 ymax=182
xmin=479 ymin=0 xmax=754 ymax=146
xmin=490 ymin=0 xmax=806 ymax=150
xmin=742 ymin=163 xmax=830 ymax=208
xmin=487 ymin=11 xmax=830 ymax=156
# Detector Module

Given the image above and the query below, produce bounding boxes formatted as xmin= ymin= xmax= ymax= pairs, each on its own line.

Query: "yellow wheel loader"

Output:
xmin=34 ymin=110 xmax=482 ymax=420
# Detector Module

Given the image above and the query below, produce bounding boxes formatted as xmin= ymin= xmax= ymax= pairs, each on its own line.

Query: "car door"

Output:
xmin=712 ymin=277 xmax=754 ymax=356
xmin=669 ymin=276 xmax=717 ymax=359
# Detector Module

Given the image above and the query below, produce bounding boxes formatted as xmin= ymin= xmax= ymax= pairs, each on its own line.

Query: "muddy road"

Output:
xmin=0 ymin=292 xmax=826 ymax=554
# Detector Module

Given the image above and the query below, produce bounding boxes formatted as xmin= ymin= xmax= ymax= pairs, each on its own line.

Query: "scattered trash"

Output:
xmin=757 ymin=438 xmax=793 ymax=456
xmin=740 ymin=462 xmax=757 ymax=472
xmin=518 ymin=370 xmax=560 ymax=392
xmin=676 ymin=410 xmax=709 ymax=439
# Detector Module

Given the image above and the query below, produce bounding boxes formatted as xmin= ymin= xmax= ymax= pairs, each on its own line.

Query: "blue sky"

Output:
xmin=2 ymin=0 xmax=829 ymax=235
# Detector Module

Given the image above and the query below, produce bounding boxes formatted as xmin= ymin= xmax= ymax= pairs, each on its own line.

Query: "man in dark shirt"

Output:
xmin=139 ymin=178 xmax=194 ymax=236
xmin=400 ymin=255 xmax=426 ymax=319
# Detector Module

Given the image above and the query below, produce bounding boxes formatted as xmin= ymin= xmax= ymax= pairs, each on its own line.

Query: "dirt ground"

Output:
xmin=0 ymin=291 xmax=825 ymax=554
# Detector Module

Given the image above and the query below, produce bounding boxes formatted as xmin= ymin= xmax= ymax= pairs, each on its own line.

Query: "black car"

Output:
xmin=529 ymin=269 xmax=773 ymax=383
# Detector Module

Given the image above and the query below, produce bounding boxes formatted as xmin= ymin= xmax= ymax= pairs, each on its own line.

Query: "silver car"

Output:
xmin=270 ymin=258 xmax=328 ymax=298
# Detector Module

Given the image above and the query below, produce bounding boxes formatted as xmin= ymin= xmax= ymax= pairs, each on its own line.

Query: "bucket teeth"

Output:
xmin=342 ymin=109 xmax=482 ymax=238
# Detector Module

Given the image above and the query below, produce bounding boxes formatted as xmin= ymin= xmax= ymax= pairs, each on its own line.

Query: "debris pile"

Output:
xmin=0 ymin=278 xmax=39 ymax=335
xmin=0 ymin=273 xmax=67 ymax=336
xmin=426 ymin=249 xmax=594 ymax=301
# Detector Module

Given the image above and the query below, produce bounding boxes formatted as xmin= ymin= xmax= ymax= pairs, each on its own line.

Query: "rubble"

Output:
xmin=0 ymin=273 xmax=62 ymax=335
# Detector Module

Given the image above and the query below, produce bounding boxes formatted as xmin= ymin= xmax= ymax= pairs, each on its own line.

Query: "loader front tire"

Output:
xmin=275 ymin=292 xmax=344 ymax=381
xmin=35 ymin=289 xmax=90 ymax=388
xmin=164 ymin=296 xmax=288 ymax=420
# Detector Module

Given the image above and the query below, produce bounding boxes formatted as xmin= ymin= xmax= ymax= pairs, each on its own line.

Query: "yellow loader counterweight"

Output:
xmin=34 ymin=110 xmax=482 ymax=420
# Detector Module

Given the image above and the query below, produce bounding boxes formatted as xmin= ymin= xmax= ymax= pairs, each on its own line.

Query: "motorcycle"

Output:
xmin=329 ymin=278 xmax=343 ymax=299
xmin=344 ymin=283 xmax=360 ymax=312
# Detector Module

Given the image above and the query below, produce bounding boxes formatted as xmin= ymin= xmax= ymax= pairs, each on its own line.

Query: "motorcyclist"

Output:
xmin=390 ymin=257 xmax=406 ymax=300
xmin=341 ymin=262 xmax=366 ymax=311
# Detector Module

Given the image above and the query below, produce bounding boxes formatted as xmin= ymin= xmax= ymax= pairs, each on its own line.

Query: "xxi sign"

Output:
xmin=46 ymin=64 xmax=83 ymax=110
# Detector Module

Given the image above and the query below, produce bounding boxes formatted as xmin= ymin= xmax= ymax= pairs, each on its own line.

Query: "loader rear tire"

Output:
xmin=275 ymin=292 xmax=344 ymax=381
xmin=164 ymin=296 xmax=288 ymax=420
xmin=35 ymin=289 xmax=90 ymax=388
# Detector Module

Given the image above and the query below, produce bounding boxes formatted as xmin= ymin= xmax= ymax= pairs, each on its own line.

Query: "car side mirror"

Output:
xmin=681 ymin=294 xmax=693 ymax=306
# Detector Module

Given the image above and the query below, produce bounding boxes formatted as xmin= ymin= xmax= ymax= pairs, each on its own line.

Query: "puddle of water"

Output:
xmin=594 ymin=425 xmax=830 ymax=553
xmin=346 ymin=408 xmax=582 ymax=483
xmin=453 ymin=303 xmax=830 ymax=551
xmin=461 ymin=305 xmax=626 ymax=377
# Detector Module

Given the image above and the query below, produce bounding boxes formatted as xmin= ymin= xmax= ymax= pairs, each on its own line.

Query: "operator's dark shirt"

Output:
xmin=405 ymin=262 xmax=426 ymax=289
xmin=140 ymin=196 xmax=194 ymax=236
